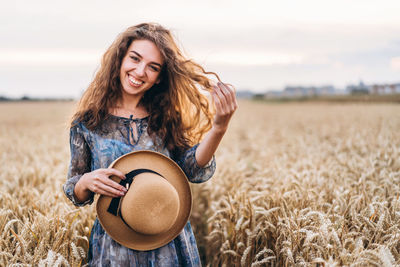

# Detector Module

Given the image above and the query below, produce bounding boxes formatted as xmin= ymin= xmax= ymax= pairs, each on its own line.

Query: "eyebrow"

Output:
xmin=130 ymin=50 xmax=163 ymax=68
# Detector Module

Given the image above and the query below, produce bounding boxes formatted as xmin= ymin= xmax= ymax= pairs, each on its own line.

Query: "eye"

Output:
xmin=149 ymin=65 xmax=160 ymax=72
xmin=130 ymin=56 xmax=140 ymax=62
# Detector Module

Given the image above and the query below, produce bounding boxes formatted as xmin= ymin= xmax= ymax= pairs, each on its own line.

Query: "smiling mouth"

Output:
xmin=128 ymin=75 xmax=144 ymax=86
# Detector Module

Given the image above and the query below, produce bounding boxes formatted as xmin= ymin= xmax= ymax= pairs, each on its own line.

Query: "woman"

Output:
xmin=63 ymin=23 xmax=237 ymax=266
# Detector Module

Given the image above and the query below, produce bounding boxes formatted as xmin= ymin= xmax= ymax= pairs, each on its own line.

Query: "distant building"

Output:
xmin=251 ymin=80 xmax=400 ymax=100
xmin=282 ymin=85 xmax=336 ymax=97
xmin=318 ymin=86 xmax=336 ymax=95
xmin=346 ymin=81 xmax=370 ymax=94
xmin=283 ymin=86 xmax=315 ymax=97
xmin=264 ymin=85 xmax=339 ymax=99
xmin=264 ymin=90 xmax=285 ymax=98
xmin=236 ymin=90 xmax=255 ymax=99
xmin=371 ymin=83 xmax=400 ymax=94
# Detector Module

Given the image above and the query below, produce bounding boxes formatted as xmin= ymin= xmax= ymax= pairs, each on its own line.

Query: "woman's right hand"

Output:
xmin=74 ymin=168 xmax=127 ymax=201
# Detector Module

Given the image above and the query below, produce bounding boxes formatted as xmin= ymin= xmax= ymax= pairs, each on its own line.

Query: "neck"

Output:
xmin=118 ymin=92 xmax=144 ymax=111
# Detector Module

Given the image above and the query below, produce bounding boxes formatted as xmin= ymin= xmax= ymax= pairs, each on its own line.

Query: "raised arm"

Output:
xmin=195 ymin=82 xmax=238 ymax=167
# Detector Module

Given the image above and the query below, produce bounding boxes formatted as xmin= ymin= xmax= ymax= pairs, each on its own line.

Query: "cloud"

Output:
xmin=1 ymin=0 xmax=400 ymax=96
xmin=0 ymin=49 xmax=102 ymax=67
xmin=201 ymin=50 xmax=305 ymax=66
xmin=390 ymin=57 xmax=400 ymax=71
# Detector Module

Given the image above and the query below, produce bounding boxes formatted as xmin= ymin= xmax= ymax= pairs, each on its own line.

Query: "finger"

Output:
xmin=212 ymin=90 xmax=223 ymax=114
xmin=96 ymin=187 xmax=123 ymax=198
xmin=230 ymin=90 xmax=238 ymax=111
xmin=218 ymin=82 xmax=234 ymax=107
xmin=96 ymin=181 xmax=126 ymax=197
xmin=213 ymin=85 xmax=228 ymax=114
xmin=106 ymin=168 xmax=126 ymax=179
xmin=218 ymin=82 xmax=237 ymax=113
xmin=226 ymin=83 xmax=238 ymax=110
xmin=219 ymin=82 xmax=237 ymax=112
xmin=100 ymin=174 xmax=127 ymax=193
xmin=226 ymin=83 xmax=236 ymax=93
xmin=210 ymin=80 xmax=218 ymax=89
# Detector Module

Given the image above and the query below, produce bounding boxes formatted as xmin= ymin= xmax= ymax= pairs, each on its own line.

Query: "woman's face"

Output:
xmin=119 ymin=39 xmax=164 ymax=100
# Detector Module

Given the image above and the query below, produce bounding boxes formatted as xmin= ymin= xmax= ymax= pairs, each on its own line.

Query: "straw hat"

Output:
xmin=96 ymin=150 xmax=192 ymax=251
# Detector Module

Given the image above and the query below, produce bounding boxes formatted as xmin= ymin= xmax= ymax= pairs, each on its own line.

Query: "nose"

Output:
xmin=135 ymin=62 xmax=146 ymax=77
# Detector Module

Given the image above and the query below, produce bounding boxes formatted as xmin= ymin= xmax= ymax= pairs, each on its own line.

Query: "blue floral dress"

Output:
xmin=63 ymin=114 xmax=216 ymax=267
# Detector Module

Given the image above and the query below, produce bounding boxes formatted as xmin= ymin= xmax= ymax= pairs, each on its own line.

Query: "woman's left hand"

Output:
xmin=211 ymin=82 xmax=238 ymax=133
xmin=195 ymin=81 xmax=237 ymax=167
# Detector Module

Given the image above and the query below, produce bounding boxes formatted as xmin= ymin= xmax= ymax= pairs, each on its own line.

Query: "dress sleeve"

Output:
xmin=63 ymin=123 xmax=94 ymax=207
xmin=176 ymin=143 xmax=216 ymax=183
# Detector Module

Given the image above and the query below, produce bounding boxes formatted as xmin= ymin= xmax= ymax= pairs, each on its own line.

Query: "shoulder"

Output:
xmin=70 ymin=119 xmax=89 ymax=133
xmin=71 ymin=116 xmax=116 ymax=134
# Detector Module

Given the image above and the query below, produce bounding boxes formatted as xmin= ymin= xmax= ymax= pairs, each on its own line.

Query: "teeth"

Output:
xmin=129 ymin=76 xmax=143 ymax=86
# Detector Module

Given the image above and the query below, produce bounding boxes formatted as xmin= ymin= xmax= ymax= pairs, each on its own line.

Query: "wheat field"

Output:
xmin=0 ymin=100 xmax=399 ymax=266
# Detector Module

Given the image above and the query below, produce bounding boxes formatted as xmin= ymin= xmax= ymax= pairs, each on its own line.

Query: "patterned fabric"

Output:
xmin=63 ymin=114 xmax=216 ymax=266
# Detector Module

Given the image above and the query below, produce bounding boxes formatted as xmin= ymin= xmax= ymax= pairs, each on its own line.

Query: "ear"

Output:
xmin=155 ymin=77 xmax=161 ymax=84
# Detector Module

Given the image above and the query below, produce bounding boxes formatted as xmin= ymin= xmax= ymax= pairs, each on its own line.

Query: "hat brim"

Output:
xmin=96 ymin=150 xmax=192 ymax=251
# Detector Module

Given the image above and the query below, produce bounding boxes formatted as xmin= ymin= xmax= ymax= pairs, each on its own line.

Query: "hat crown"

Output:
xmin=96 ymin=150 xmax=192 ymax=251
xmin=120 ymin=173 xmax=180 ymax=235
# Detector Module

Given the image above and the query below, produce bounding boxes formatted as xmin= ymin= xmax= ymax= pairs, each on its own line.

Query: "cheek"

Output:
xmin=119 ymin=65 xmax=126 ymax=78
xmin=119 ymin=69 xmax=126 ymax=83
xmin=149 ymin=73 xmax=161 ymax=83
xmin=120 ymin=58 xmax=133 ymax=72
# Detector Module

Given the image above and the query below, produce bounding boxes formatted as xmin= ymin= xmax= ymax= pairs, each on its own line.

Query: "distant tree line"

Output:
xmin=0 ymin=95 xmax=74 ymax=102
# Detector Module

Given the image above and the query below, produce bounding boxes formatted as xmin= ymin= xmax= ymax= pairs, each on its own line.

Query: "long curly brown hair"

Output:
xmin=71 ymin=23 xmax=220 ymax=158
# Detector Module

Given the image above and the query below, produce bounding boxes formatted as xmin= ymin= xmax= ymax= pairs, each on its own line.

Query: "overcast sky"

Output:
xmin=1 ymin=0 xmax=400 ymax=98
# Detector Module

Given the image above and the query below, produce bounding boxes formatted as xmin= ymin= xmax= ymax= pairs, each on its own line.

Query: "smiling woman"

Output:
xmin=119 ymin=40 xmax=164 ymax=99
xmin=63 ymin=23 xmax=237 ymax=266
